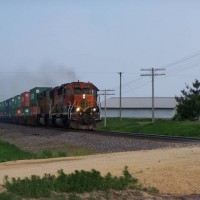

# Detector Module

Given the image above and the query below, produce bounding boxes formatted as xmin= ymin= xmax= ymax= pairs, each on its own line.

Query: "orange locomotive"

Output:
xmin=37 ymin=81 xmax=101 ymax=129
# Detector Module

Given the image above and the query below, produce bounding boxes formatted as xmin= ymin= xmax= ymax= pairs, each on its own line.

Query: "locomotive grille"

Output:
xmin=80 ymin=99 xmax=88 ymax=109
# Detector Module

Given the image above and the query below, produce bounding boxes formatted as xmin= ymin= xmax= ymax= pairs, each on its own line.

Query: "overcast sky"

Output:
xmin=1 ymin=0 xmax=200 ymax=101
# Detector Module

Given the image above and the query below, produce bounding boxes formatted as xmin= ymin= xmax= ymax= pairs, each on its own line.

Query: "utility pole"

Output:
xmin=99 ymin=89 xmax=115 ymax=127
xmin=141 ymin=68 xmax=165 ymax=123
xmin=118 ymin=72 xmax=122 ymax=120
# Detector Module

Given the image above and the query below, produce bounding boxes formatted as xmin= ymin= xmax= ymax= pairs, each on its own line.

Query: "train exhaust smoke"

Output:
xmin=0 ymin=63 xmax=79 ymax=101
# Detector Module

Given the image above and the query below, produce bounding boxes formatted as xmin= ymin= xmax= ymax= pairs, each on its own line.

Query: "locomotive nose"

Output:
xmin=80 ymin=99 xmax=88 ymax=109
xmin=82 ymin=114 xmax=91 ymax=125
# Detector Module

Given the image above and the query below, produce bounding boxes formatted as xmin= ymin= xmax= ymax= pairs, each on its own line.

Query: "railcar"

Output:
xmin=0 ymin=81 xmax=101 ymax=130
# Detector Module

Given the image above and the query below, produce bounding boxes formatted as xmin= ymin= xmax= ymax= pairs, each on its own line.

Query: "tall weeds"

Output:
xmin=3 ymin=167 xmax=139 ymax=198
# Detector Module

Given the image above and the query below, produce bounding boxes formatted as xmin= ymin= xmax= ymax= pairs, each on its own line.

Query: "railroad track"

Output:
xmin=40 ymin=126 xmax=200 ymax=143
xmin=2 ymin=122 xmax=200 ymax=143
xmin=1 ymin=122 xmax=200 ymax=154
xmin=90 ymin=130 xmax=200 ymax=142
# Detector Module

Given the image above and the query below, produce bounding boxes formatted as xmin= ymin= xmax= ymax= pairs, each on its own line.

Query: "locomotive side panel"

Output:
xmin=38 ymin=89 xmax=51 ymax=114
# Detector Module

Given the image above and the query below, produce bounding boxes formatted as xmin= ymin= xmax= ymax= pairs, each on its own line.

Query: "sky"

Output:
xmin=1 ymin=0 xmax=200 ymax=102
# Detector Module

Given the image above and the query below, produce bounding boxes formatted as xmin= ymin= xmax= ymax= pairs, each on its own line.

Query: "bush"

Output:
xmin=0 ymin=192 xmax=21 ymax=200
xmin=3 ymin=167 xmax=140 ymax=198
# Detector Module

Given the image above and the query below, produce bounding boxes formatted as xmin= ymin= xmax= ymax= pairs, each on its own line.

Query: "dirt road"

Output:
xmin=0 ymin=146 xmax=200 ymax=195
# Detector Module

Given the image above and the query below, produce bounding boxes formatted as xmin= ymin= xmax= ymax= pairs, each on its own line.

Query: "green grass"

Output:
xmin=3 ymin=167 xmax=151 ymax=199
xmin=36 ymin=145 xmax=94 ymax=159
xmin=0 ymin=191 xmax=67 ymax=200
xmin=0 ymin=131 xmax=5 ymax=136
xmin=0 ymin=141 xmax=94 ymax=163
xmin=0 ymin=141 xmax=35 ymax=162
xmin=98 ymin=118 xmax=200 ymax=137
xmin=0 ymin=192 xmax=22 ymax=200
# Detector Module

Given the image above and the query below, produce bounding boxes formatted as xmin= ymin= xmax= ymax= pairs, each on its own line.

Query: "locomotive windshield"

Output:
xmin=91 ymin=89 xmax=97 ymax=95
xmin=73 ymin=88 xmax=97 ymax=95
xmin=74 ymin=88 xmax=81 ymax=94
xmin=82 ymin=88 xmax=90 ymax=94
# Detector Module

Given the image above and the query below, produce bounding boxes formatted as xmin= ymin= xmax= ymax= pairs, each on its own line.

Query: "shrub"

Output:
xmin=3 ymin=166 xmax=140 ymax=198
xmin=0 ymin=192 xmax=21 ymax=200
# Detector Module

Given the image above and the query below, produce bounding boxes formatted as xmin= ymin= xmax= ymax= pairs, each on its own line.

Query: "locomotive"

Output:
xmin=0 ymin=81 xmax=101 ymax=130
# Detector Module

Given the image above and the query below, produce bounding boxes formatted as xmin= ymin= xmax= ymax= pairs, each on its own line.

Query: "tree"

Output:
xmin=175 ymin=79 xmax=200 ymax=120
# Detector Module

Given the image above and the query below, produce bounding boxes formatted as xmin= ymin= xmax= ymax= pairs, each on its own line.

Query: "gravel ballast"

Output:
xmin=0 ymin=123 xmax=198 ymax=153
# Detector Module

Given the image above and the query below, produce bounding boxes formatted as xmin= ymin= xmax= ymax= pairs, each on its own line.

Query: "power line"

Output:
xmin=121 ymin=79 xmax=151 ymax=95
xmin=111 ymin=77 xmax=143 ymax=92
xmin=120 ymin=77 xmax=143 ymax=89
xmin=164 ymin=51 xmax=200 ymax=69
xmin=166 ymin=59 xmax=200 ymax=76
xmin=120 ymin=53 xmax=200 ymax=96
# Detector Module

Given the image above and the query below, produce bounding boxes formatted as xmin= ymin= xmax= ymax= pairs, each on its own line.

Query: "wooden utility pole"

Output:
xmin=118 ymin=72 xmax=122 ymax=120
xmin=99 ymin=89 xmax=115 ymax=127
xmin=141 ymin=68 xmax=165 ymax=122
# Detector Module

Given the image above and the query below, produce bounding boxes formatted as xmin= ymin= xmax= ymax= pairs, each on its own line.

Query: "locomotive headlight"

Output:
xmin=76 ymin=107 xmax=80 ymax=112
xmin=92 ymin=108 xmax=96 ymax=112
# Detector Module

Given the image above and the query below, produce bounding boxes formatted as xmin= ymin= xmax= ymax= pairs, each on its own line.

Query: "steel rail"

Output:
xmin=90 ymin=130 xmax=200 ymax=142
xmin=1 ymin=122 xmax=200 ymax=143
xmin=19 ymin=126 xmax=200 ymax=142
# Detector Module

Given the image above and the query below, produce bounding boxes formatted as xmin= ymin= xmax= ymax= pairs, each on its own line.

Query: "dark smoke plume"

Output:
xmin=0 ymin=63 xmax=79 ymax=101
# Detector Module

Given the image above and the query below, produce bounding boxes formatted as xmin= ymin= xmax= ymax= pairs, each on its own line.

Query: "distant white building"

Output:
xmin=100 ymin=97 xmax=177 ymax=119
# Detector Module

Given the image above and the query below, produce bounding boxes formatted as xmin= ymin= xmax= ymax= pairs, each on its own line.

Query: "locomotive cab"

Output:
xmin=45 ymin=81 xmax=101 ymax=129
xmin=67 ymin=82 xmax=101 ymax=129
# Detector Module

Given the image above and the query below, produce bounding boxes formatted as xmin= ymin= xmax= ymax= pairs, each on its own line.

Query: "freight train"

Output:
xmin=0 ymin=81 xmax=101 ymax=130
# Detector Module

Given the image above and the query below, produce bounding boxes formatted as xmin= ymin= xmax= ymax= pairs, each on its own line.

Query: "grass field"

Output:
xmin=1 ymin=118 xmax=199 ymax=163
xmin=0 ymin=141 xmax=93 ymax=163
xmin=0 ymin=141 xmax=35 ymax=162
xmin=98 ymin=118 xmax=200 ymax=138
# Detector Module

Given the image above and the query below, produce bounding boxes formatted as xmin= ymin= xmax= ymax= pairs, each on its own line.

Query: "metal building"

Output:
xmin=100 ymin=97 xmax=176 ymax=119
